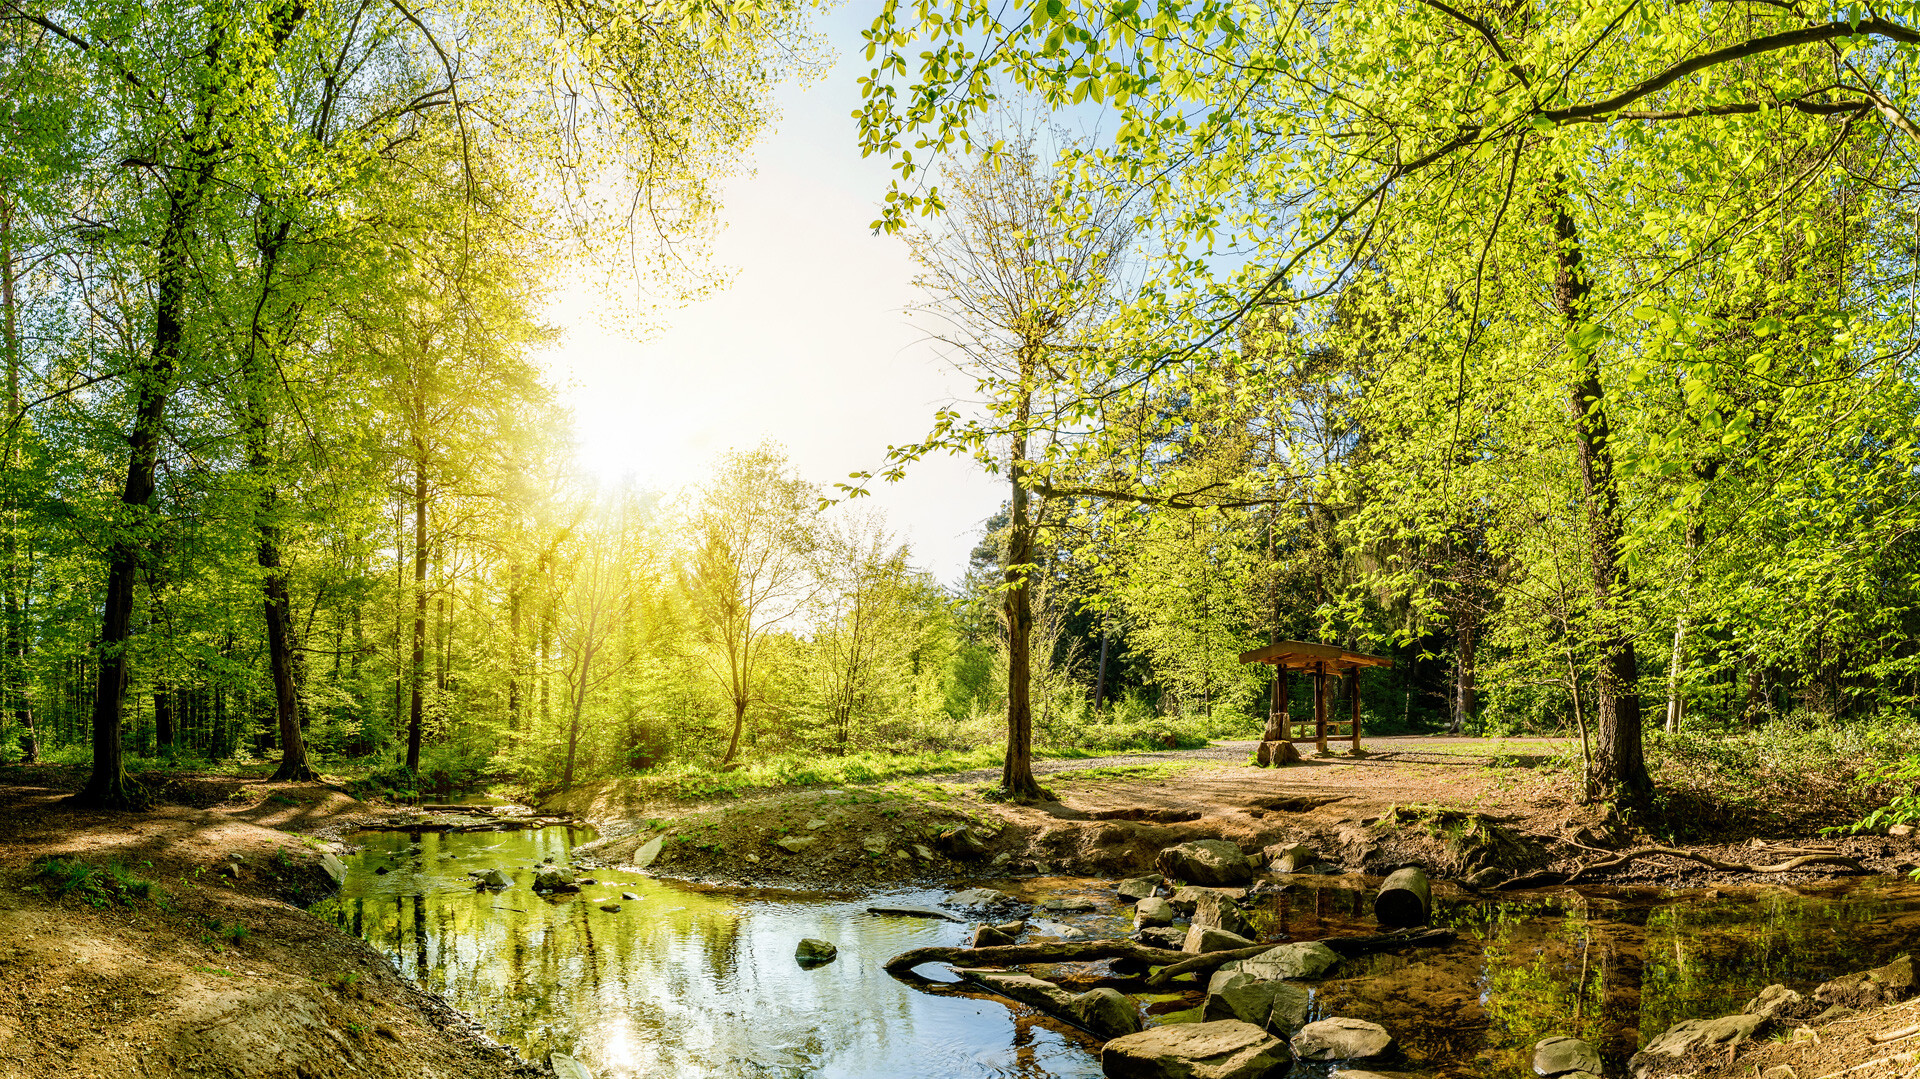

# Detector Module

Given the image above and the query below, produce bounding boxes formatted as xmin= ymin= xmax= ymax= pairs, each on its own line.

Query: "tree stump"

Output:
xmin=1256 ymin=741 xmax=1302 ymax=767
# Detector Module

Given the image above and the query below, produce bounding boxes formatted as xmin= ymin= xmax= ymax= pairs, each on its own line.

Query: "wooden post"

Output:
xmin=1313 ymin=661 xmax=1328 ymax=755
xmin=1265 ymin=666 xmax=1289 ymax=741
xmin=1349 ymin=668 xmax=1362 ymax=753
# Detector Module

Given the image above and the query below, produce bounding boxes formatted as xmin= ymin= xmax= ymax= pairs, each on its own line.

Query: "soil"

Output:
xmin=0 ymin=735 xmax=1907 ymax=1079
xmin=0 ymin=767 xmax=540 ymax=1079
xmin=560 ymin=737 xmax=1912 ymax=892
xmin=1703 ymin=996 xmax=1920 ymax=1079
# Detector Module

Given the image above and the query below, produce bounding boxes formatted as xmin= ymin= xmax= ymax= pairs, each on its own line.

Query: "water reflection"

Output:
xmin=314 ymin=828 xmax=1920 ymax=1079
xmin=311 ymin=827 xmax=1103 ymax=1079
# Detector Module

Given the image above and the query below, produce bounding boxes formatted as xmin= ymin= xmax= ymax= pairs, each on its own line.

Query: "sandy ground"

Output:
xmin=0 ymin=774 xmax=539 ymax=1079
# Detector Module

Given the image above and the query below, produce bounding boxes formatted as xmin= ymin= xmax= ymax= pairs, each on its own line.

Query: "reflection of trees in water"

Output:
xmin=1638 ymin=888 xmax=1898 ymax=1036
xmin=1474 ymin=894 xmax=1643 ymax=1059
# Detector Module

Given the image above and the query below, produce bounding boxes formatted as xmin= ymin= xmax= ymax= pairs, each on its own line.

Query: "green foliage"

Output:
xmin=31 ymin=858 xmax=159 ymax=908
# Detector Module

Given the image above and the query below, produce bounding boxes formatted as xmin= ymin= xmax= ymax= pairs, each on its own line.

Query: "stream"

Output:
xmin=310 ymin=825 xmax=1920 ymax=1079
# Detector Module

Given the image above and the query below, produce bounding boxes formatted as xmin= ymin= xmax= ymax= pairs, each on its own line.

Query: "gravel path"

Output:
xmin=925 ymin=735 xmax=1564 ymax=786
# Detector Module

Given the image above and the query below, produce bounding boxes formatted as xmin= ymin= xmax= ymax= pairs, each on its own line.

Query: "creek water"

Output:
xmin=310 ymin=826 xmax=1920 ymax=1079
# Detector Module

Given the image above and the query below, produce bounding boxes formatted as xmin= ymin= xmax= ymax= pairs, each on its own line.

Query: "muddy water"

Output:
xmin=312 ymin=826 xmax=1920 ymax=1079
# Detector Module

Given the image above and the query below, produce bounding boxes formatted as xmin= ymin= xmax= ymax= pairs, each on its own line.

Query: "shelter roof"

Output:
xmin=1236 ymin=640 xmax=1393 ymax=672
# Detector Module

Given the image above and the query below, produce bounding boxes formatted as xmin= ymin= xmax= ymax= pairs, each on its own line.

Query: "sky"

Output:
xmin=543 ymin=7 xmax=1004 ymax=585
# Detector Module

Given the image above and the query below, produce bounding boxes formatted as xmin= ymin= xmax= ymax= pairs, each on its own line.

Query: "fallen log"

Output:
xmin=1143 ymin=929 xmax=1456 ymax=988
xmin=1563 ymin=847 xmax=1864 ymax=883
xmin=883 ymin=940 xmax=1191 ymax=978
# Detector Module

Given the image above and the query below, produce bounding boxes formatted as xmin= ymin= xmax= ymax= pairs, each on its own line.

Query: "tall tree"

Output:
xmin=683 ymin=444 xmax=817 ymax=768
xmin=897 ymin=130 xmax=1131 ymax=800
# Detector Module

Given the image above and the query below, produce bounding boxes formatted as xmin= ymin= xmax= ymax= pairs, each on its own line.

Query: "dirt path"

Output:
xmin=928 ymin=735 xmax=1569 ymax=785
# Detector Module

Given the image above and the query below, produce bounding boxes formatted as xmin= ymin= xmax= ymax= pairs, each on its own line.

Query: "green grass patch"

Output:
xmin=612 ymin=742 xmax=1182 ymax=802
xmin=31 ymin=857 xmax=163 ymax=908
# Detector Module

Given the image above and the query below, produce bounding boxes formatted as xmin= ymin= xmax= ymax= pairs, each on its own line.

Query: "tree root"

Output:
xmin=883 ymin=940 xmax=1190 ymax=978
xmin=1563 ymin=846 xmax=1863 ymax=883
xmin=1143 ymin=929 xmax=1456 ymax=987
xmin=884 ymin=929 xmax=1459 ymax=991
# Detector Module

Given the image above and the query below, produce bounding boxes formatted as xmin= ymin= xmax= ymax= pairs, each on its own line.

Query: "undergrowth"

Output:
xmin=31 ymin=857 xmax=165 ymax=909
xmin=1634 ymin=715 xmax=1920 ymax=840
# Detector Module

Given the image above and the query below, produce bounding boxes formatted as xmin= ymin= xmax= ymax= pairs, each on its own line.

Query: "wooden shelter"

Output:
xmin=1237 ymin=640 xmax=1392 ymax=757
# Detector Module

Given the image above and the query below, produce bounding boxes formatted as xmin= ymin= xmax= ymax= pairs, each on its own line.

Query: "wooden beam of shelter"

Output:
xmin=1238 ymin=640 xmax=1392 ymax=672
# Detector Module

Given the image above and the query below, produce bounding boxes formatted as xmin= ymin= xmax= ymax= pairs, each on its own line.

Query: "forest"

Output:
xmin=3 ymin=0 xmax=1920 ymax=813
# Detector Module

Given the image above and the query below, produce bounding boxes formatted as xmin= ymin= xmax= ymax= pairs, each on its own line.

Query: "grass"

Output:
xmin=31 ymin=857 xmax=164 ymax=909
xmin=586 ymin=741 xmax=1194 ymax=802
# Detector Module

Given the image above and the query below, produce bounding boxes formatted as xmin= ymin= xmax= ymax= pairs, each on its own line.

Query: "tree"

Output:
xmin=857 ymin=0 xmax=1920 ymax=798
xmin=683 ymin=444 xmax=817 ymax=768
xmin=899 ymin=129 xmax=1131 ymax=800
xmin=805 ymin=510 xmax=916 ymax=754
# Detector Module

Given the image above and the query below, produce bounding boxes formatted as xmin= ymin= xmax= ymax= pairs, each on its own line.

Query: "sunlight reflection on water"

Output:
xmin=311 ymin=825 xmax=1103 ymax=1079
xmin=313 ymin=825 xmax=1920 ymax=1079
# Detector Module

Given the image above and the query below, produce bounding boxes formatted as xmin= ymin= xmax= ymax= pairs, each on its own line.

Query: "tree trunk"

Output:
xmin=406 ymin=461 xmax=426 ymax=774
xmin=722 ymin=695 xmax=746 ymax=766
xmin=506 ymin=562 xmax=522 ymax=744
xmin=1091 ymin=615 xmax=1110 ymax=716
xmin=153 ymin=683 xmax=174 ymax=753
xmin=1551 ymin=182 xmax=1649 ymax=797
xmin=1264 ymin=667 xmax=1289 ymax=742
xmin=1451 ymin=616 xmax=1475 ymax=735
xmin=0 ymin=196 xmax=33 ymax=764
xmin=244 ymin=220 xmax=315 ymax=783
xmin=1001 ymin=378 xmax=1045 ymax=800
xmin=1664 ymin=613 xmax=1687 ymax=735
xmin=77 ymin=187 xmax=201 ymax=808
xmin=263 ymin=543 xmax=312 ymax=780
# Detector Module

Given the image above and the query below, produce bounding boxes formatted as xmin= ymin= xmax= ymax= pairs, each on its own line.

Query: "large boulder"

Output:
xmin=1205 ymin=971 xmax=1312 ymax=1035
xmin=937 ymin=824 xmax=991 ymax=859
xmin=1745 ymin=984 xmax=1810 ymax=1023
xmin=1629 ymin=1015 xmax=1766 ymax=1079
xmin=1101 ymin=1020 xmax=1291 ymax=1079
xmin=1185 ymin=926 xmax=1257 ymax=953
xmin=1135 ymin=897 xmax=1176 ymax=927
xmin=1158 ymin=841 xmax=1256 ymax=887
xmin=1071 ymin=987 xmax=1144 ymax=1039
xmin=476 ymin=868 xmax=512 ymax=890
xmin=1533 ymin=1036 xmax=1602 ymax=1077
xmin=947 ymin=887 xmax=1020 ymax=912
xmin=1264 ymin=844 xmax=1315 ymax=874
xmin=533 ymin=869 xmax=580 ymax=893
xmin=1190 ymin=891 xmax=1252 ymax=937
xmin=1139 ymin=926 xmax=1188 ymax=950
xmin=1222 ymin=941 xmax=1341 ymax=982
xmin=795 ymin=938 xmax=838 ymax=966
xmin=1117 ymin=876 xmax=1164 ymax=902
xmin=1171 ymin=886 xmax=1248 ymax=913
xmin=1815 ymin=955 xmax=1917 ymax=1009
xmin=1292 ymin=1018 xmax=1396 ymax=1063
xmin=972 ymin=924 xmax=1017 ymax=948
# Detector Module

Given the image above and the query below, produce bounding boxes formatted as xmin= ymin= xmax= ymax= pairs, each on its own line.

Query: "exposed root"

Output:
xmin=1563 ymin=846 xmax=1864 ymax=883
xmin=1142 ymin=929 xmax=1456 ymax=988
xmin=882 ymin=940 xmax=1189 ymax=978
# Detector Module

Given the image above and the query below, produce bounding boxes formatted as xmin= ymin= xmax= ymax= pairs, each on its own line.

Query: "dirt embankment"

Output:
xmin=0 ymin=768 xmax=539 ymax=1079
xmin=559 ymin=744 xmax=1909 ymax=892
